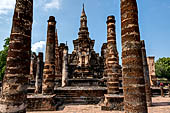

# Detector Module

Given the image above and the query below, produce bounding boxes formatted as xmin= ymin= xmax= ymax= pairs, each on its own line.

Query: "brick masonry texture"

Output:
xmin=42 ymin=16 xmax=56 ymax=95
xmin=0 ymin=0 xmax=33 ymax=112
xmin=141 ymin=40 xmax=152 ymax=107
xmin=121 ymin=0 xmax=148 ymax=112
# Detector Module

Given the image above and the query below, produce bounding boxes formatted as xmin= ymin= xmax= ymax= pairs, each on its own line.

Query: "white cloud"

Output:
xmin=31 ymin=41 xmax=46 ymax=53
xmin=0 ymin=0 xmax=62 ymax=15
xmin=44 ymin=0 xmax=62 ymax=10
xmin=0 ymin=0 xmax=16 ymax=15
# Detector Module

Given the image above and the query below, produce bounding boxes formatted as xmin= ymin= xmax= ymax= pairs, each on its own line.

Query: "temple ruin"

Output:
xmin=0 ymin=0 xmax=152 ymax=112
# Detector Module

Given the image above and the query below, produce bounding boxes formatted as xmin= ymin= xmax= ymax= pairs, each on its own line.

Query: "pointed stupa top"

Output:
xmin=78 ymin=3 xmax=89 ymax=38
xmin=81 ymin=4 xmax=86 ymax=17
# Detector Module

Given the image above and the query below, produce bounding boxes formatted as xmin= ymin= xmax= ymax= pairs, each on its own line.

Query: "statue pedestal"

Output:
xmin=101 ymin=94 xmax=124 ymax=111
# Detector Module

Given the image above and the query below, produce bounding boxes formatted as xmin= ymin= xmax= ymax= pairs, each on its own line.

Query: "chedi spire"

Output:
xmin=79 ymin=4 xmax=89 ymax=38
xmin=81 ymin=4 xmax=86 ymax=17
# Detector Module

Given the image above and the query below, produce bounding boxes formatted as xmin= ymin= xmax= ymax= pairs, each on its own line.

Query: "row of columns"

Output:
xmin=103 ymin=1 xmax=152 ymax=111
xmin=0 ymin=0 xmax=68 ymax=111
xmin=29 ymin=17 xmax=69 ymax=94
xmin=42 ymin=16 xmax=69 ymax=93
xmin=0 ymin=0 xmax=152 ymax=112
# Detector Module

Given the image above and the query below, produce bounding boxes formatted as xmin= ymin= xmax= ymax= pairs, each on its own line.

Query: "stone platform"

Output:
xmin=27 ymin=94 xmax=57 ymax=111
xmin=101 ymin=94 xmax=124 ymax=111
xmin=54 ymin=86 xmax=107 ymax=105
xmin=27 ymin=96 xmax=170 ymax=113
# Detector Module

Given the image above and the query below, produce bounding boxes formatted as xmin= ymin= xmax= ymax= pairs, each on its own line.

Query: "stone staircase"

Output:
xmin=54 ymin=86 xmax=107 ymax=105
xmin=68 ymin=78 xmax=101 ymax=86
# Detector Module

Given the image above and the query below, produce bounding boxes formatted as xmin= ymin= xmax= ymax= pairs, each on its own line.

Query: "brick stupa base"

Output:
xmin=101 ymin=94 xmax=124 ymax=111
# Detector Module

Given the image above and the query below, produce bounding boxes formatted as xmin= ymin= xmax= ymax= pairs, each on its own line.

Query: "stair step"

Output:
xmin=55 ymin=97 xmax=101 ymax=104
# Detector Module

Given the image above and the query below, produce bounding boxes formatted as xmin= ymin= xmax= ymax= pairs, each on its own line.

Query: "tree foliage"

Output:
xmin=155 ymin=57 xmax=170 ymax=79
xmin=0 ymin=37 xmax=10 ymax=80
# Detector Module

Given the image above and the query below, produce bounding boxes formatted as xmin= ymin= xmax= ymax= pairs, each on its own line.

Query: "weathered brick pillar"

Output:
xmin=30 ymin=52 xmax=37 ymax=81
xmin=55 ymin=30 xmax=61 ymax=86
xmin=62 ymin=46 xmax=68 ymax=87
xmin=30 ymin=54 xmax=34 ymax=79
xmin=35 ymin=52 xmax=44 ymax=94
xmin=101 ymin=16 xmax=124 ymax=111
xmin=101 ymin=43 xmax=107 ymax=84
xmin=141 ymin=40 xmax=152 ymax=107
xmin=42 ymin=16 xmax=56 ymax=94
xmin=121 ymin=0 xmax=148 ymax=112
xmin=0 ymin=0 xmax=33 ymax=112
xmin=106 ymin=16 xmax=119 ymax=94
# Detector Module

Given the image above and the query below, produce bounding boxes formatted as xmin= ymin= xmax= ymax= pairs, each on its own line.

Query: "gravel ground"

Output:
xmin=28 ymin=96 xmax=170 ymax=113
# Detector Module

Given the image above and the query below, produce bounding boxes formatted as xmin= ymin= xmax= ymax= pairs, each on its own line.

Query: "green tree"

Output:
xmin=0 ymin=37 xmax=10 ymax=80
xmin=155 ymin=57 xmax=170 ymax=79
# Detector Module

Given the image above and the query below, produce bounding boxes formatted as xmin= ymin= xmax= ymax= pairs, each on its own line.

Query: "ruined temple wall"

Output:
xmin=147 ymin=56 xmax=157 ymax=86
xmin=141 ymin=40 xmax=152 ymax=107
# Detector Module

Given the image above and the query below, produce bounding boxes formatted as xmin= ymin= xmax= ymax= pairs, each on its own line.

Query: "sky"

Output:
xmin=0 ymin=0 xmax=170 ymax=64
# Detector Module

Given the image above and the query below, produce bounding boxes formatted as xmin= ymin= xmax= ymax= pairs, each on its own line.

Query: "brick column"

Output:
xmin=106 ymin=16 xmax=120 ymax=94
xmin=141 ymin=40 xmax=152 ymax=106
xmin=101 ymin=16 xmax=123 ymax=111
xmin=101 ymin=43 xmax=107 ymax=85
xmin=30 ymin=54 xmax=34 ymax=80
xmin=35 ymin=52 xmax=44 ymax=94
xmin=0 ymin=0 xmax=33 ymax=112
xmin=30 ymin=52 xmax=37 ymax=81
xmin=42 ymin=16 xmax=56 ymax=94
xmin=121 ymin=0 xmax=148 ymax=112
xmin=62 ymin=47 xmax=68 ymax=87
xmin=55 ymin=30 xmax=61 ymax=86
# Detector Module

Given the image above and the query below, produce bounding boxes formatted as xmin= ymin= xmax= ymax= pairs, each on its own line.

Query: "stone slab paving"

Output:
xmin=28 ymin=96 xmax=170 ymax=113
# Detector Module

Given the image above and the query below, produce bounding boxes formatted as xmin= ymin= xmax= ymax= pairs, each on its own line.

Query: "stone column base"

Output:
xmin=0 ymin=98 xmax=26 ymax=113
xmin=27 ymin=94 xmax=56 ymax=111
xmin=147 ymin=101 xmax=152 ymax=107
xmin=101 ymin=94 xmax=124 ymax=111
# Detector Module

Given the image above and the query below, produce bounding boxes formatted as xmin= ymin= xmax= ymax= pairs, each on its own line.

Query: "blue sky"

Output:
xmin=0 ymin=0 xmax=170 ymax=63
